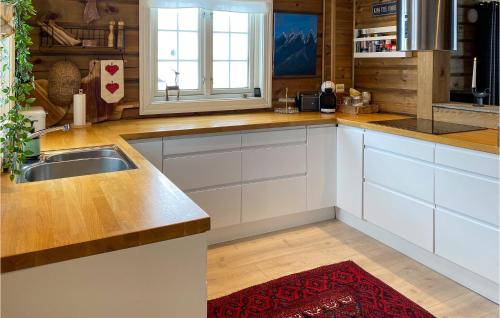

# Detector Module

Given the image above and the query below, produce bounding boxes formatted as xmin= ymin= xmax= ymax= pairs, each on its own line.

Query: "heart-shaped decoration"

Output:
xmin=105 ymin=64 xmax=120 ymax=76
xmin=106 ymin=82 xmax=120 ymax=94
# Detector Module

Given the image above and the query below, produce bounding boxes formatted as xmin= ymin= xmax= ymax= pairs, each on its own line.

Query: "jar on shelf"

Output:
xmin=362 ymin=91 xmax=371 ymax=105
xmin=352 ymin=96 xmax=363 ymax=107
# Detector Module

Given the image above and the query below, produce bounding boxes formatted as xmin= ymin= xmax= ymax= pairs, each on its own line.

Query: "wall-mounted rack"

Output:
xmin=39 ymin=23 xmax=125 ymax=55
xmin=353 ymin=26 xmax=411 ymax=58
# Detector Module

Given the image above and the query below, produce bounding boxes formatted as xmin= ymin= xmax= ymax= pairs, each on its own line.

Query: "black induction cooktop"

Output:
xmin=370 ymin=118 xmax=488 ymax=135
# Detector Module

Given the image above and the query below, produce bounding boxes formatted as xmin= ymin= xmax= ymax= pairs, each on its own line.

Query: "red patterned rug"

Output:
xmin=208 ymin=260 xmax=435 ymax=318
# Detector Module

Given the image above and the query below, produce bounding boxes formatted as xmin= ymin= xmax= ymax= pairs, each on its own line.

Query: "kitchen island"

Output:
xmin=2 ymin=111 xmax=498 ymax=317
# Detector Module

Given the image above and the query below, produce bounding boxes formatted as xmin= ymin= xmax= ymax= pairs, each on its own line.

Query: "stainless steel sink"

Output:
xmin=43 ymin=148 xmax=120 ymax=162
xmin=18 ymin=145 xmax=137 ymax=183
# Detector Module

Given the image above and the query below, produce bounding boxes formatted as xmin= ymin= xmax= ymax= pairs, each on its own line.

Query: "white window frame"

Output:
xmin=140 ymin=3 xmax=273 ymax=115
xmin=153 ymin=8 xmax=205 ymax=97
xmin=208 ymin=11 xmax=254 ymax=96
xmin=0 ymin=35 xmax=15 ymax=116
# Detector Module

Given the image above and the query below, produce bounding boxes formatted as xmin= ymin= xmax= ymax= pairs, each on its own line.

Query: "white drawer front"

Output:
xmin=242 ymin=127 xmax=306 ymax=147
xmin=436 ymin=168 xmax=499 ymax=226
xmin=337 ymin=126 xmax=364 ymax=218
xmin=307 ymin=125 xmax=336 ymax=210
xmin=364 ymin=182 xmax=434 ymax=252
xmin=365 ymin=130 xmax=434 ymax=162
xmin=436 ymin=208 xmax=499 ymax=283
xmin=364 ymin=148 xmax=434 ymax=203
xmin=436 ymin=144 xmax=499 ymax=179
xmin=163 ymin=151 xmax=241 ymax=191
xmin=242 ymin=144 xmax=306 ymax=181
xmin=188 ymin=185 xmax=241 ymax=229
xmin=163 ymin=134 xmax=241 ymax=156
xmin=242 ymin=176 xmax=307 ymax=223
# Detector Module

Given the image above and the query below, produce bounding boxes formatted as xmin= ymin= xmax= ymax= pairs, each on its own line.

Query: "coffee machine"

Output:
xmin=320 ymin=81 xmax=337 ymax=113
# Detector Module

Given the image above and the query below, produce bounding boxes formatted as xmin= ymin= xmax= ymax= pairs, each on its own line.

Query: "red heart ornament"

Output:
xmin=106 ymin=82 xmax=120 ymax=94
xmin=105 ymin=64 xmax=120 ymax=76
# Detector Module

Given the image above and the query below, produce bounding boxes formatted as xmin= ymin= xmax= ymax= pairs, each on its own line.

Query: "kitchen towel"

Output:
xmin=101 ymin=60 xmax=124 ymax=104
xmin=84 ymin=0 xmax=100 ymax=24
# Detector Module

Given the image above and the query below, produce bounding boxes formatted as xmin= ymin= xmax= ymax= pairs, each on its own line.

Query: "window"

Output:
xmin=0 ymin=35 xmax=15 ymax=116
xmin=212 ymin=11 xmax=250 ymax=90
xmin=157 ymin=8 xmax=200 ymax=92
xmin=140 ymin=1 xmax=272 ymax=115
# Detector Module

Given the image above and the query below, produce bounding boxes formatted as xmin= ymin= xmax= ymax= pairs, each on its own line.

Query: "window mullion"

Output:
xmin=204 ymin=10 xmax=213 ymax=96
xmin=152 ymin=9 xmax=160 ymax=95
xmin=176 ymin=10 xmax=180 ymax=85
xmin=249 ymin=15 xmax=256 ymax=90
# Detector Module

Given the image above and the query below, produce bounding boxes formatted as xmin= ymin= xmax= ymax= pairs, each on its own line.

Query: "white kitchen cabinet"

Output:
xmin=364 ymin=182 xmax=434 ymax=252
xmin=434 ymin=145 xmax=500 ymax=285
xmin=336 ymin=125 xmax=364 ymax=218
xmin=242 ymin=127 xmax=306 ymax=147
xmin=188 ymin=185 xmax=242 ymax=229
xmin=242 ymin=175 xmax=307 ymax=223
xmin=163 ymin=151 xmax=241 ymax=191
xmin=435 ymin=167 xmax=499 ymax=226
xmin=2 ymin=233 xmax=208 ymax=318
xmin=435 ymin=208 xmax=499 ymax=283
xmin=435 ymin=144 xmax=499 ymax=179
xmin=307 ymin=125 xmax=336 ymax=210
xmin=364 ymin=147 xmax=434 ymax=203
xmin=163 ymin=133 xmax=241 ymax=156
xmin=128 ymin=138 xmax=163 ymax=171
xmin=364 ymin=130 xmax=434 ymax=162
xmin=160 ymin=126 xmax=333 ymax=233
xmin=242 ymin=144 xmax=306 ymax=182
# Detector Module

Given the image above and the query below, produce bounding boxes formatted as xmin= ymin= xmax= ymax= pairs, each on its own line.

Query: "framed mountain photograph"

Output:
xmin=273 ymin=12 xmax=318 ymax=77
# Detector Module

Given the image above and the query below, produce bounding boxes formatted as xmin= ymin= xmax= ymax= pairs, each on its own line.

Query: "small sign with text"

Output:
xmin=372 ymin=2 xmax=397 ymax=17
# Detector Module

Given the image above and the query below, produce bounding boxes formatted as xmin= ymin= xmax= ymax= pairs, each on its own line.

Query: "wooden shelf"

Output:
xmin=354 ymin=35 xmax=397 ymax=42
xmin=36 ymin=46 xmax=125 ymax=55
xmin=353 ymin=26 xmax=410 ymax=59
xmin=354 ymin=51 xmax=411 ymax=58
xmin=357 ymin=26 xmax=397 ymax=35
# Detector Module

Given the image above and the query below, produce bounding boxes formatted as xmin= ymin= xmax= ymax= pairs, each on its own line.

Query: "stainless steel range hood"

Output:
xmin=397 ymin=0 xmax=458 ymax=51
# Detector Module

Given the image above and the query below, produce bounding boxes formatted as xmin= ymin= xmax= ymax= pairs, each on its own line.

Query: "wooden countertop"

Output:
xmin=2 ymin=112 xmax=498 ymax=273
xmin=334 ymin=113 xmax=499 ymax=154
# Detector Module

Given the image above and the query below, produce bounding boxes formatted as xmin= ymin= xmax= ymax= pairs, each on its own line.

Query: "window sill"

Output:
xmin=140 ymin=96 xmax=271 ymax=115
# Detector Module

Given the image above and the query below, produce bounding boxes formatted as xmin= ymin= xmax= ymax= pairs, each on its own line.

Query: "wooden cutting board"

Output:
xmin=81 ymin=60 xmax=115 ymax=123
xmin=31 ymin=79 xmax=69 ymax=126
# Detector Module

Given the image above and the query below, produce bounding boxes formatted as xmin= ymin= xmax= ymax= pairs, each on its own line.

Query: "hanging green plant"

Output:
xmin=0 ymin=0 xmax=36 ymax=181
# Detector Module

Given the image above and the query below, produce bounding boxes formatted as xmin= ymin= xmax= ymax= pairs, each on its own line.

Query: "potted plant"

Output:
xmin=0 ymin=0 xmax=36 ymax=181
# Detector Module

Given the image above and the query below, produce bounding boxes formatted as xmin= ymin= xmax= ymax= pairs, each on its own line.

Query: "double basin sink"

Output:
xmin=18 ymin=145 xmax=137 ymax=183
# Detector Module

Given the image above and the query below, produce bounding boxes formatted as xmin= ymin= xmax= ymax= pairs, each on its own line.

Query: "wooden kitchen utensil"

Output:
xmin=81 ymin=60 xmax=115 ymax=123
xmin=30 ymin=79 xmax=69 ymax=126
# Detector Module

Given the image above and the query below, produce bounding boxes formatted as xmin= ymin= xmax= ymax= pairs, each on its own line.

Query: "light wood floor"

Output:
xmin=207 ymin=220 xmax=499 ymax=318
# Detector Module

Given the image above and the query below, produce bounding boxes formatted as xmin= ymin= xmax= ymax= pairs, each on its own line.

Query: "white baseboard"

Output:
xmin=336 ymin=208 xmax=499 ymax=304
xmin=208 ymin=207 xmax=335 ymax=245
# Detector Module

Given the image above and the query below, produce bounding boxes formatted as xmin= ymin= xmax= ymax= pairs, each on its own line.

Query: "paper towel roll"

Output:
xmin=73 ymin=89 xmax=86 ymax=126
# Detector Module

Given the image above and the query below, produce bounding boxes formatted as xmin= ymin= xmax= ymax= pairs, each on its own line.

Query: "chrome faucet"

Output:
xmin=28 ymin=124 xmax=71 ymax=139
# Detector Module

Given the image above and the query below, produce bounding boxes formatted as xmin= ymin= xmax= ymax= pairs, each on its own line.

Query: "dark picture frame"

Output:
xmin=273 ymin=12 xmax=319 ymax=77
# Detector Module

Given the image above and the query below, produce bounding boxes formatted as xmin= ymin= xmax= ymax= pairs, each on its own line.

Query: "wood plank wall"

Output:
xmin=450 ymin=0 xmax=477 ymax=91
xmin=30 ymin=0 xmax=140 ymax=103
xmin=29 ymin=0 xmax=352 ymax=118
xmin=353 ymin=0 xmax=418 ymax=115
xmin=272 ymin=0 xmax=324 ymax=102
xmin=326 ymin=0 xmax=353 ymax=88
